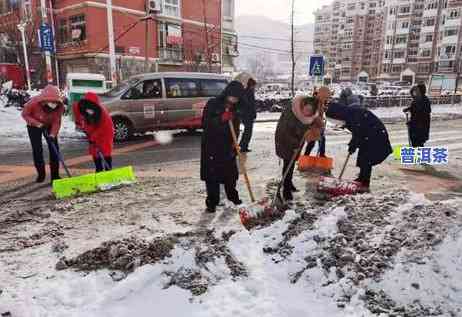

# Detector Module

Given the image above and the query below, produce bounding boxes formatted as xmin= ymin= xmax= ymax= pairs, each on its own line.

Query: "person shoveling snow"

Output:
xmin=200 ymin=81 xmax=246 ymax=213
xmin=21 ymin=85 xmax=65 ymax=183
xmin=73 ymin=92 xmax=114 ymax=172
xmin=321 ymin=92 xmax=393 ymax=195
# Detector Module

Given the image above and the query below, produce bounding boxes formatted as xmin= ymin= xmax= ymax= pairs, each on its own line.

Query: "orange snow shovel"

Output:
xmin=298 ymin=154 xmax=333 ymax=172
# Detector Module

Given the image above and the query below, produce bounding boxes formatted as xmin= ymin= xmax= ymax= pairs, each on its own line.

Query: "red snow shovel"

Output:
xmin=227 ymin=121 xmax=275 ymax=226
xmin=317 ymin=153 xmax=362 ymax=197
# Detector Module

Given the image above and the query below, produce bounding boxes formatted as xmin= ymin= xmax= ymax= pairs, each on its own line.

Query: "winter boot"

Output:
xmin=50 ymin=162 xmax=61 ymax=182
xmin=35 ymin=164 xmax=46 ymax=183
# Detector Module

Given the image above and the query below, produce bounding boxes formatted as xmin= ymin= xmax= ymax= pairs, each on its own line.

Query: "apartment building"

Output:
xmin=313 ymin=0 xmax=385 ymax=82
xmin=314 ymin=0 xmax=462 ymax=86
xmin=0 ymin=0 xmax=238 ymax=86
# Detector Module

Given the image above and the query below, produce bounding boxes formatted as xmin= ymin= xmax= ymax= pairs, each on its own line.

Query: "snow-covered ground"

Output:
xmin=1 ymin=163 xmax=462 ymax=316
xmin=0 ymin=105 xmax=82 ymax=140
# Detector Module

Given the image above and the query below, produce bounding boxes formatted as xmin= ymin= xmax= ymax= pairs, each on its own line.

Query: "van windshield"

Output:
xmin=104 ymin=78 xmax=139 ymax=97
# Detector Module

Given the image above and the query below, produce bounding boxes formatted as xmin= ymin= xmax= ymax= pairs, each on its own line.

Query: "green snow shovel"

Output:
xmin=48 ymin=132 xmax=136 ymax=199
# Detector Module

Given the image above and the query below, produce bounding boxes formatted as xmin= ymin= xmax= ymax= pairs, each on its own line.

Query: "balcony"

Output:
xmin=442 ymin=35 xmax=459 ymax=44
xmin=423 ymin=8 xmax=438 ymax=17
xmin=158 ymin=47 xmax=183 ymax=64
xmin=445 ymin=18 xmax=461 ymax=27
xmin=438 ymin=53 xmax=456 ymax=60
xmin=421 ymin=25 xmax=436 ymax=33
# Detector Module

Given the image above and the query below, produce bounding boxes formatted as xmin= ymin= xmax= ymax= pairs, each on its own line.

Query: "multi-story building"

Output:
xmin=314 ymin=0 xmax=462 ymax=86
xmin=313 ymin=0 xmax=385 ymax=82
xmin=381 ymin=0 xmax=462 ymax=86
xmin=0 ymin=0 xmax=238 ymax=87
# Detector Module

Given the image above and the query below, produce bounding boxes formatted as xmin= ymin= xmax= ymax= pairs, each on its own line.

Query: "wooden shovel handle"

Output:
xmin=228 ymin=120 xmax=256 ymax=203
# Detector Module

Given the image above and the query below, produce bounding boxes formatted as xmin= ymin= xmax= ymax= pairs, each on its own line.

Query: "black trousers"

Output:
xmin=358 ymin=164 xmax=372 ymax=186
xmin=205 ymin=179 xmax=240 ymax=208
xmin=239 ymin=118 xmax=254 ymax=151
xmin=283 ymin=159 xmax=296 ymax=191
xmin=94 ymin=156 xmax=113 ymax=172
xmin=27 ymin=126 xmax=60 ymax=166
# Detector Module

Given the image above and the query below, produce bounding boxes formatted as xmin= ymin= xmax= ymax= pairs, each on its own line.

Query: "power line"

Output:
xmin=239 ymin=34 xmax=313 ymax=43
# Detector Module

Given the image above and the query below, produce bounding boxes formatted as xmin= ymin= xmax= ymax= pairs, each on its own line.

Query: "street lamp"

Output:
xmin=17 ymin=22 xmax=31 ymax=91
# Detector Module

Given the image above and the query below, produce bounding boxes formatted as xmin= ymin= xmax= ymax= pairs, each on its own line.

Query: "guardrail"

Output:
xmin=255 ymin=95 xmax=462 ymax=112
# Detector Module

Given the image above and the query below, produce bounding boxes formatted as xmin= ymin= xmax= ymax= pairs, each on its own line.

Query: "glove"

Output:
xmin=221 ymin=109 xmax=234 ymax=122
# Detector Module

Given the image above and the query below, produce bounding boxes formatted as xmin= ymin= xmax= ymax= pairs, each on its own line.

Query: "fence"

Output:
xmin=255 ymin=95 xmax=462 ymax=112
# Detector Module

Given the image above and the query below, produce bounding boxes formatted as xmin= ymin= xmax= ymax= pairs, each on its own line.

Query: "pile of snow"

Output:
xmin=2 ymin=189 xmax=461 ymax=316
xmin=0 ymin=106 xmax=82 ymax=140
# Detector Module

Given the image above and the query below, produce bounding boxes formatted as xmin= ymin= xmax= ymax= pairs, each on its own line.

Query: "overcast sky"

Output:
xmin=235 ymin=0 xmax=331 ymax=25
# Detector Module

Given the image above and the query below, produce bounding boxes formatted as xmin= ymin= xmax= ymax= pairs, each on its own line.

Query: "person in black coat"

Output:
xmin=239 ymin=78 xmax=257 ymax=152
xmin=200 ymin=81 xmax=245 ymax=213
xmin=326 ymin=101 xmax=393 ymax=191
xmin=404 ymin=84 xmax=431 ymax=147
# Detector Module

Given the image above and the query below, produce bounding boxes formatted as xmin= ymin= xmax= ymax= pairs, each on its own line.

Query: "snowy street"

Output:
xmin=1 ymin=113 xmax=462 ymax=316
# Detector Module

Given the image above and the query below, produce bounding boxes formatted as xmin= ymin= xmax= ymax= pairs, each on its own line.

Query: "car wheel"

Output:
xmin=113 ymin=118 xmax=132 ymax=142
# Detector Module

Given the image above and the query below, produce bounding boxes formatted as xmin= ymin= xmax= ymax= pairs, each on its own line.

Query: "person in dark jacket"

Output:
xmin=200 ymin=81 xmax=245 ymax=213
xmin=73 ymin=92 xmax=114 ymax=172
xmin=21 ymin=85 xmax=65 ymax=183
xmin=403 ymin=84 xmax=431 ymax=147
xmin=239 ymin=78 xmax=257 ymax=152
xmin=326 ymin=100 xmax=393 ymax=191
xmin=275 ymin=96 xmax=324 ymax=201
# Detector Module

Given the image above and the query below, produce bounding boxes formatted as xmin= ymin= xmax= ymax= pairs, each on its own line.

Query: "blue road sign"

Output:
xmin=39 ymin=23 xmax=55 ymax=53
xmin=309 ymin=55 xmax=324 ymax=76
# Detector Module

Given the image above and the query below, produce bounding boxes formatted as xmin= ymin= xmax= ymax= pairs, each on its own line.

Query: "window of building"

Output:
xmin=392 ymin=65 xmax=402 ymax=73
xmin=0 ymin=0 xmax=19 ymax=14
xmin=445 ymin=45 xmax=456 ymax=55
xmin=444 ymin=28 xmax=458 ymax=37
xmin=400 ymin=6 xmax=410 ymax=14
xmin=165 ymin=78 xmax=200 ymax=98
xmin=425 ymin=18 xmax=435 ymax=26
xmin=223 ymin=0 xmax=233 ymax=18
xmin=425 ymin=34 xmax=433 ymax=42
xmin=394 ymin=51 xmax=405 ymax=58
xmin=386 ymin=36 xmax=393 ymax=44
xmin=347 ymin=17 xmax=354 ymax=23
xmin=369 ymin=2 xmax=377 ymax=8
xmin=395 ymin=35 xmax=407 ymax=44
xmin=158 ymin=22 xmax=183 ymax=61
xmin=70 ymin=14 xmax=86 ymax=42
xmin=384 ymin=50 xmax=392 ymax=58
xmin=408 ymin=49 xmax=418 ymax=56
xmin=369 ymin=9 xmax=376 ymax=14
xmin=347 ymin=3 xmax=356 ymax=10
xmin=57 ymin=18 xmax=69 ymax=44
xmin=426 ymin=2 xmax=437 ymax=10
xmin=389 ymin=7 xmax=396 ymax=15
xmin=420 ymin=48 xmax=432 ymax=57
xmin=448 ymin=9 xmax=460 ymax=19
xmin=162 ymin=0 xmax=181 ymax=17
xmin=401 ymin=21 xmax=409 ymax=28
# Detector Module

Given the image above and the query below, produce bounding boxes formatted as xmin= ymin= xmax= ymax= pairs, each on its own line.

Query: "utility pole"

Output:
xmin=48 ymin=0 xmax=60 ymax=87
xmin=17 ymin=22 xmax=31 ymax=91
xmin=290 ymin=0 xmax=296 ymax=97
xmin=106 ymin=0 xmax=118 ymax=85
xmin=40 ymin=0 xmax=54 ymax=84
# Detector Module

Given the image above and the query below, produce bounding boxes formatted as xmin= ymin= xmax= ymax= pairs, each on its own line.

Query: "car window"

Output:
xmin=165 ymin=78 xmax=200 ymax=98
xmin=200 ymin=79 xmax=228 ymax=97
xmin=123 ymin=79 xmax=162 ymax=100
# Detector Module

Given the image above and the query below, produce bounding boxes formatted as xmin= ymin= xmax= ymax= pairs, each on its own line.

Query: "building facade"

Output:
xmin=0 ymin=0 xmax=238 ymax=87
xmin=313 ymin=0 xmax=462 ymax=86
xmin=314 ymin=0 xmax=385 ymax=82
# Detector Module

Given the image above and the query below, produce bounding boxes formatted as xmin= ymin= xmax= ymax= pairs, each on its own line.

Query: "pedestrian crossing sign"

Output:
xmin=309 ymin=55 xmax=324 ymax=76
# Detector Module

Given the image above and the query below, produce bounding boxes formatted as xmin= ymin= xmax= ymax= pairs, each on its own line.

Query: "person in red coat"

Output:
xmin=22 ymin=85 xmax=65 ymax=183
xmin=73 ymin=92 xmax=114 ymax=172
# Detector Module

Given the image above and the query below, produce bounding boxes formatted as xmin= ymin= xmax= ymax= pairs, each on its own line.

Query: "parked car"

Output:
xmin=100 ymin=72 xmax=230 ymax=142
